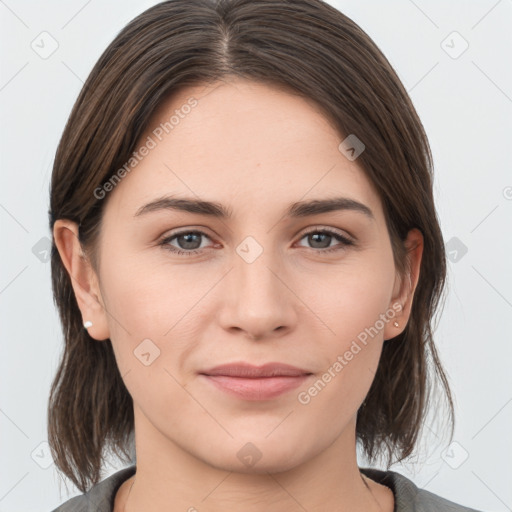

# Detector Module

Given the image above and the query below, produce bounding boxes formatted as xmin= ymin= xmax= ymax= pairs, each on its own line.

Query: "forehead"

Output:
xmin=105 ymin=78 xmax=384 ymax=223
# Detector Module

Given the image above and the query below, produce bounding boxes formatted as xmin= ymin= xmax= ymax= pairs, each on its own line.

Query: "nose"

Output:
xmin=217 ymin=242 xmax=298 ymax=341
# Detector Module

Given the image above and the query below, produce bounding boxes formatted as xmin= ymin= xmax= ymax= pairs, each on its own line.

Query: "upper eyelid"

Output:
xmin=300 ymin=226 xmax=352 ymax=239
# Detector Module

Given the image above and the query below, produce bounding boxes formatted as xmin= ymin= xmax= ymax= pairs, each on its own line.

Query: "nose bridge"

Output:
xmin=219 ymin=234 xmax=296 ymax=338
xmin=235 ymin=234 xmax=284 ymax=307
xmin=237 ymin=241 xmax=279 ymax=296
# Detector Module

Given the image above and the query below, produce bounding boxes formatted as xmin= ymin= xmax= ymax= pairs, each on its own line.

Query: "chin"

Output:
xmin=211 ymin=453 xmax=304 ymax=475
xmin=196 ymin=436 xmax=309 ymax=475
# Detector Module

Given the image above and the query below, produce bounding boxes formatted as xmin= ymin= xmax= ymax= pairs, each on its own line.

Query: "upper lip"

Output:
xmin=200 ymin=362 xmax=312 ymax=378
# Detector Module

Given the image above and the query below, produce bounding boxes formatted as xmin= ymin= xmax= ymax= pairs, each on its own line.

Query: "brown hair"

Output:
xmin=48 ymin=0 xmax=454 ymax=493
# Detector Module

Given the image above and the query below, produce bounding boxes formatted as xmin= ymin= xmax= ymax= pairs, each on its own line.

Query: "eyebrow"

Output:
xmin=134 ymin=195 xmax=375 ymax=220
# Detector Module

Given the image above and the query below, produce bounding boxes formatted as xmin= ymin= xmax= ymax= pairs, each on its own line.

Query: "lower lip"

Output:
xmin=200 ymin=374 xmax=311 ymax=401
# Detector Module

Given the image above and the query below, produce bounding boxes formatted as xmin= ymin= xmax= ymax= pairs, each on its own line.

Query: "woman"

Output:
xmin=48 ymin=0 xmax=482 ymax=510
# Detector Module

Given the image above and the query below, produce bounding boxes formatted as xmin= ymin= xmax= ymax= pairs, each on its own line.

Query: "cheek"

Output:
xmin=100 ymin=259 xmax=204 ymax=421
xmin=99 ymin=254 xmax=217 ymax=383
xmin=100 ymin=251 xmax=200 ymax=335
xmin=301 ymin=256 xmax=395 ymax=345
xmin=294 ymin=258 xmax=394 ymax=409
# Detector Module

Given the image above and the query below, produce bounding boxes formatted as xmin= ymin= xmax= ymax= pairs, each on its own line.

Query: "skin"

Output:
xmin=54 ymin=77 xmax=423 ymax=512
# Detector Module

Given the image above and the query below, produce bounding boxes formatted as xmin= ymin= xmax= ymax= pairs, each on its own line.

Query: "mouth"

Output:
xmin=199 ymin=362 xmax=313 ymax=401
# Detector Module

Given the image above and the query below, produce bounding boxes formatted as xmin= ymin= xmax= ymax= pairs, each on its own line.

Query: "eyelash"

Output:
xmin=159 ymin=228 xmax=354 ymax=257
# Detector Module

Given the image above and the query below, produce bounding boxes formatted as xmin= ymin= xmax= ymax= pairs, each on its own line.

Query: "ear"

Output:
xmin=383 ymin=228 xmax=424 ymax=341
xmin=53 ymin=219 xmax=110 ymax=341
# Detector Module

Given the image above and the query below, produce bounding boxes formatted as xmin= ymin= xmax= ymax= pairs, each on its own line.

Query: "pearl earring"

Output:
xmin=84 ymin=321 xmax=93 ymax=329
xmin=393 ymin=321 xmax=399 ymax=327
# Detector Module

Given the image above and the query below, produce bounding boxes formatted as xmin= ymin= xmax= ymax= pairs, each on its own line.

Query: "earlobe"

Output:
xmin=53 ymin=219 xmax=110 ymax=341
xmin=384 ymin=228 xmax=424 ymax=341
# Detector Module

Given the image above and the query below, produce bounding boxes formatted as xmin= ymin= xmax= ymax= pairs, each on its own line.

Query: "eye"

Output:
xmin=296 ymin=228 xmax=354 ymax=253
xmin=159 ymin=230 xmax=214 ymax=256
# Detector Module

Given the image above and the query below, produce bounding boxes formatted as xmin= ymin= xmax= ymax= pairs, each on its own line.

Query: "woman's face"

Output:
xmin=73 ymin=78 xmax=421 ymax=473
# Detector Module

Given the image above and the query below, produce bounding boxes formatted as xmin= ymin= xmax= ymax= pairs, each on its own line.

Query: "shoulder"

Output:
xmin=50 ymin=465 xmax=136 ymax=512
xmin=360 ymin=466 xmax=485 ymax=512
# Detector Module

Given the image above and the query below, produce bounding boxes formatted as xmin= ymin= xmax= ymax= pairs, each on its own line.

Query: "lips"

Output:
xmin=200 ymin=362 xmax=312 ymax=378
xmin=199 ymin=362 xmax=313 ymax=401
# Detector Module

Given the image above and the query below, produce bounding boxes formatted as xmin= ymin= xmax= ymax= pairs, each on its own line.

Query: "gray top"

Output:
xmin=51 ymin=465 xmax=484 ymax=511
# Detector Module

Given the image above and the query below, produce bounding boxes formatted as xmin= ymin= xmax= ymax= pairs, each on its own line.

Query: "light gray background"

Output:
xmin=1 ymin=0 xmax=511 ymax=510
